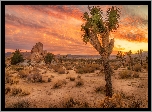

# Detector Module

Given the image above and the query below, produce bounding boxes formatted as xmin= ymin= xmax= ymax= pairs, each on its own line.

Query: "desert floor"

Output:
xmin=5 ymin=65 xmax=148 ymax=108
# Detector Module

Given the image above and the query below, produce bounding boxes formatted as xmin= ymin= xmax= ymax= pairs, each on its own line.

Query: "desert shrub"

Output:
xmin=64 ymin=64 xmax=73 ymax=70
xmin=52 ymin=79 xmax=67 ymax=89
xmin=132 ymin=72 xmax=139 ymax=78
xmin=134 ymin=64 xmax=141 ymax=72
xmin=51 ymin=65 xmax=61 ymax=72
xmin=11 ymin=49 xmax=24 ymax=65
xmin=142 ymin=64 xmax=148 ymax=71
xmin=95 ymin=86 xmax=105 ymax=94
xmin=128 ymin=99 xmax=142 ymax=108
xmin=75 ymin=79 xmax=84 ymax=87
xmin=118 ymin=70 xmax=132 ymax=79
xmin=11 ymin=87 xmax=30 ymax=96
xmin=5 ymin=72 xmax=19 ymax=85
xmin=58 ymin=67 xmax=65 ymax=74
xmin=70 ymin=77 xmax=75 ymax=81
xmin=77 ymin=75 xmax=81 ymax=79
xmin=48 ymin=78 xmax=51 ymax=82
xmin=18 ymin=70 xmax=29 ymax=78
xmin=62 ymin=97 xmax=89 ymax=108
xmin=9 ymin=100 xmax=30 ymax=108
xmin=27 ymin=73 xmax=42 ymax=83
xmin=75 ymin=63 xmax=101 ymax=74
xmin=44 ymin=53 xmax=54 ymax=64
xmin=99 ymin=92 xmax=143 ymax=108
xmin=114 ymin=64 xmax=121 ymax=70
xmin=11 ymin=87 xmax=22 ymax=96
xmin=5 ymin=86 xmax=11 ymax=94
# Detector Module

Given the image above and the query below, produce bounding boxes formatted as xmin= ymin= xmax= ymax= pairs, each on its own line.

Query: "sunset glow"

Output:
xmin=5 ymin=5 xmax=148 ymax=55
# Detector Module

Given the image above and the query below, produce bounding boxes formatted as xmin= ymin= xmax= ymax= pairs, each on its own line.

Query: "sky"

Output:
xmin=5 ymin=5 xmax=148 ymax=55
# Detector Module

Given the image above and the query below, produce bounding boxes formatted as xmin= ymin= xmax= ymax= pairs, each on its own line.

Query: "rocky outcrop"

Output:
xmin=30 ymin=42 xmax=47 ymax=61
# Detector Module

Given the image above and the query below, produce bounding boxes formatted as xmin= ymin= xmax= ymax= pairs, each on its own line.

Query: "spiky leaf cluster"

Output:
xmin=81 ymin=5 xmax=120 ymax=44
xmin=106 ymin=6 xmax=120 ymax=32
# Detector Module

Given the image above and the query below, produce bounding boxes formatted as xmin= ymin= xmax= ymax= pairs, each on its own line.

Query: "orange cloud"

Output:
xmin=5 ymin=5 xmax=148 ymax=55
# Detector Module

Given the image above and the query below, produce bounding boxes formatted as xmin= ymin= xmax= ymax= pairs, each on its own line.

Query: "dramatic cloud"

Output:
xmin=5 ymin=5 xmax=148 ymax=55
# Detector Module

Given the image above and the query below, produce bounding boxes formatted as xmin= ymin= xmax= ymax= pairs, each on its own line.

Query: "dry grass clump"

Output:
xmin=70 ymin=77 xmax=75 ymax=81
xmin=11 ymin=65 xmax=24 ymax=71
xmin=52 ymin=79 xmax=67 ymax=89
xmin=7 ymin=99 xmax=30 ymax=108
xmin=98 ymin=92 xmax=144 ymax=108
xmin=77 ymin=75 xmax=81 ymax=79
xmin=27 ymin=72 xmax=42 ymax=83
xmin=61 ymin=97 xmax=90 ymax=108
xmin=75 ymin=79 xmax=84 ymax=87
xmin=64 ymin=64 xmax=73 ymax=70
xmin=18 ymin=70 xmax=29 ymax=78
xmin=113 ymin=64 xmax=121 ymax=70
xmin=51 ymin=65 xmax=66 ymax=74
xmin=5 ymin=72 xmax=19 ymax=85
xmin=75 ymin=63 xmax=101 ymax=74
xmin=58 ymin=67 xmax=65 ymax=74
xmin=132 ymin=72 xmax=139 ymax=78
xmin=142 ymin=63 xmax=148 ymax=71
xmin=10 ymin=86 xmax=30 ymax=96
xmin=133 ymin=64 xmax=141 ymax=72
xmin=118 ymin=70 xmax=132 ymax=79
xmin=48 ymin=78 xmax=51 ymax=82
xmin=5 ymin=86 xmax=11 ymax=94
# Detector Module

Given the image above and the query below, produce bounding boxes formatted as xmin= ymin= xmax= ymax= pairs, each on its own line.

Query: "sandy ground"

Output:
xmin=5 ymin=66 xmax=148 ymax=108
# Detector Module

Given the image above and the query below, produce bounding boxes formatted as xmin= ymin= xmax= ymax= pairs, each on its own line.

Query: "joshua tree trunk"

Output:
xmin=103 ymin=59 xmax=112 ymax=97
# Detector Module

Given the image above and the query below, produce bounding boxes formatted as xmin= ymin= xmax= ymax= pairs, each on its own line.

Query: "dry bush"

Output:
xmin=18 ymin=70 xmax=29 ymax=78
xmin=142 ymin=64 xmax=148 ymax=71
xmin=133 ymin=64 xmax=141 ymax=72
xmin=51 ymin=65 xmax=61 ymax=72
xmin=11 ymin=65 xmax=24 ymax=71
xmin=5 ymin=86 xmax=11 ymax=94
xmin=48 ymin=78 xmax=51 ymax=82
xmin=113 ymin=64 xmax=121 ymax=70
xmin=5 ymin=72 xmax=19 ymax=85
xmin=52 ymin=79 xmax=67 ymax=89
xmin=132 ymin=72 xmax=139 ymax=78
xmin=77 ymin=75 xmax=81 ymax=79
xmin=51 ymin=65 xmax=66 ymax=74
xmin=64 ymin=64 xmax=73 ymax=70
xmin=58 ymin=67 xmax=65 ymax=74
xmin=8 ymin=100 xmax=30 ymax=108
xmin=70 ymin=77 xmax=75 ymax=81
xmin=27 ymin=72 xmax=42 ymax=83
xmin=118 ymin=70 xmax=132 ymax=79
xmin=10 ymin=86 xmax=30 ymax=96
xmin=98 ymin=91 xmax=144 ymax=108
xmin=11 ymin=87 xmax=22 ymax=96
xmin=75 ymin=63 xmax=101 ymax=74
xmin=61 ymin=97 xmax=90 ymax=108
xmin=75 ymin=79 xmax=84 ymax=87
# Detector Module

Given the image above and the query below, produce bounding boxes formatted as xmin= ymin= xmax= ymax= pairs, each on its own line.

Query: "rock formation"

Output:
xmin=30 ymin=42 xmax=47 ymax=61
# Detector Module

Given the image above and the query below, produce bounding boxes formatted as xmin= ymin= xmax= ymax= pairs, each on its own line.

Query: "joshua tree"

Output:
xmin=126 ymin=50 xmax=134 ymax=70
xmin=81 ymin=5 xmax=120 ymax=97
xmin=116 ymin=51 xmax=126 ymax=67
xmin=137 ymin=49 xmax=143 ymax=66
